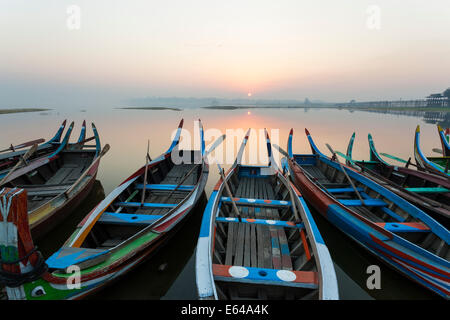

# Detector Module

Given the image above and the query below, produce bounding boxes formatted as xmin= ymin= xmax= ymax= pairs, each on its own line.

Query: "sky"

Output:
xmin=1 ymin=0 xmax=450 ymax=109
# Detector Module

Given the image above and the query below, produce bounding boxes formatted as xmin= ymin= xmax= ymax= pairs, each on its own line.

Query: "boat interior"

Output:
xmin=0 ymin=143 xmax=58 ymax=173
xmin=80 ymin=150 xmax=202 ymax=250
xmin=358 ymin=161 xmax=450 ymax=206
xmin=211 ymin=166 xmax=320 ymax=300
xmin=6 ymin=149 xmax=97 ymax=211
xmin=294 ymin=154 xmax=449 ymax=261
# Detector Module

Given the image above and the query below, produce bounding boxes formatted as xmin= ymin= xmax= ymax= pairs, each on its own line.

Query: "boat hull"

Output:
xmin=69 ymin=199 xmax=203 ymax=300
xmin=30 ymin=170 xmax=99 ymax=240
xmin=22 ymin=171 xmax=207 ymax=300
xmin=288 ymin=159 xmax=450 ymax=299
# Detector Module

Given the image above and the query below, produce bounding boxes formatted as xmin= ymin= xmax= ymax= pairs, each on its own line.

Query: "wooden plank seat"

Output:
xmin=44 ymin=166 xmax=80 ymax=185
xmin=375 ymin=222 xmax=431 ymax=233
xmin=358 ymin=192 xmax=406 ymax=222
xmin=339 ymin=199 xmax=387 ymax=207
xmin=326 ymin=187 xmax=364 ymax=193
xmin=46 ymin=247 xmax=110 ymax=271
xmin=98 ymin=212 xmax=163 ymax=225
xmin=212 ymin=264 xmax=318 ymax=289
xmin=18 ymin=184 xmax=71 ymax=197
xmin=27 ymin=189 xmax=65 ymax=197
xmin=220 ymin=197 xmax=291 ymax=208
xmin=405 ymin=187 xmax=450 ymax=194
xmin=216 ymin=216 xmax=304 ymax=229
xmin=114 ymin=202 xmax=177 ymax=208
xmin=321 ymin=183 xmax=352 ymax=188
xmin=379 ymin=206 xmax=406 ymax=222
xmin=134 ymin=184 xmax=195 ymax=191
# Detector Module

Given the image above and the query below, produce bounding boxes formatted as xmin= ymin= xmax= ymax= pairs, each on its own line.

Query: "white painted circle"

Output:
xmin=266 ymin=220 xmax=276 ymax=225
xmin=225 ymin=217 xmax=235 ymax=221
xmin=276 ymin=270 xmax=297 ymax=282
xmin=229 ymin=266 xmax=249 ymax=278
xmin=247 ymin=199 xmax=256 ymax=202
xmin=280 ymin=201 xmax=288 ymax=205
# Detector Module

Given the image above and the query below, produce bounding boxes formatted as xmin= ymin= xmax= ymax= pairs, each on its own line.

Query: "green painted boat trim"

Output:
xmin=336 ymin=151 xmax=355 ymax=164
xmin=54 ymin=231 xmax=159 ymax=278
xmin=23 ymin=230 xmax=160 ymax=300
xmin=380 ymin=152 xmax=408 ymax=164
xmin=405 ymin=187 xmax=450 ymax=194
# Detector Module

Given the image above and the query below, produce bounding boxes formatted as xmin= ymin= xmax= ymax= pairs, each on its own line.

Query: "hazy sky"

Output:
xmin=1 ymin=0 xmax=450 ymax=108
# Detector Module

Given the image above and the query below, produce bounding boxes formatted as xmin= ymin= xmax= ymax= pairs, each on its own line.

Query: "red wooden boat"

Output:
xmin=286 ymin=128 xmax=449 ymax=299
xmin=342 ymin=132 xmax=450 ymax=227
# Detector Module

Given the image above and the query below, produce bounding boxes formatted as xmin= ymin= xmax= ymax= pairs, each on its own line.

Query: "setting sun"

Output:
xmin=247 ymin=92 xmax=252 ymax=97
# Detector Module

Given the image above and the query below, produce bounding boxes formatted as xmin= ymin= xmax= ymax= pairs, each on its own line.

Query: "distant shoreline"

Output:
xmin=202 ymin=105 xmax=332 ymax=110
xmin=0 ymin=108 xmax=51 ymax=115
xmin=119 ymin=107 xmax=182 ymax=111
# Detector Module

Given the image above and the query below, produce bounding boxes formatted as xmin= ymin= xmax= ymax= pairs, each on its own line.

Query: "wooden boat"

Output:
xmin=0 ymin=119 xmax=212 ymax=300
xmin=286 ymin=128 xmax=449 ymax=299
xmin=414 ymin=125 xmax=450 ymax=177
xmin=0 ymin=120 xmax=69 ymax=176
xmin=196 ymin=129 xmax=338 ymax=300
xmin=0 ymin=121 xmax=104 ymax=239
xmin=342 ymin=132 xmax=450 ymax=227
xmin=438 ymin=125 xmax=450 ymax=157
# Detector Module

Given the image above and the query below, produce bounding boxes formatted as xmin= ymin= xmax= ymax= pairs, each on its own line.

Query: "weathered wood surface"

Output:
xmin=134 ymin=163 xmax=197 ymax=216
xmin=222 ymin=177 xmax=292 ymax=270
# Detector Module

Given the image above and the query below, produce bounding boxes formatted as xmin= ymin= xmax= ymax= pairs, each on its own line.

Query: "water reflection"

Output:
xmin=352 ymin=108 xmax=450 ymax=128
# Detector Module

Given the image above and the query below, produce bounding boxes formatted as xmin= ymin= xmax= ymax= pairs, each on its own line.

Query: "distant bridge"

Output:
xmin=337 ymin=97 xmax=449 ymax=108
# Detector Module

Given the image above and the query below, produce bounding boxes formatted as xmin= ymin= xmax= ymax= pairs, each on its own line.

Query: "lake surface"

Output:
xmin=0 ymin=107 xmax=446 ymax=300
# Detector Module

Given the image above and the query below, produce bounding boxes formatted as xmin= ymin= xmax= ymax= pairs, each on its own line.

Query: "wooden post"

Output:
xmin=326 ymin=144 xmax=366 ymax=206
xmin=140 ymin=140 xmax=150 ymax=207
xmin=0 ymin=188 xmax=43 ymax=300
xmin=405 ymin=157 xmax=411 ymax=168
xmin=218 ymin=165 xmax=241 ymax=222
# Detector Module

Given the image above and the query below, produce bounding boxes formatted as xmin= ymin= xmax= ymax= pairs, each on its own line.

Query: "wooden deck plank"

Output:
xmin=45 ymin=167 xmax=74 ymax=185
xmin=249 ymin=177 xmax=257 ymax=268
xmin=225 ymin=174 xmax=244 ymax=265
xmin=233 ymin=176 xmax=247 ymax=266
xmin=258 ymin=178 xmax=273 ymax=269
xmin=256 ymin=180 xmax=265 ymax=269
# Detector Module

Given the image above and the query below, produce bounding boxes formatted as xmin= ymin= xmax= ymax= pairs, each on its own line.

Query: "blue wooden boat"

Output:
xmin=438 ymin=125 xmax=450 ymax=157
xmin=0 ymin=120 xmax=68 ymax=176
xmin=196 ymin=129 xmax=338 ymax=300
xmin=342 ymin=132 xmax=450 ymax=227
xmin=415 ymin=125 xmax=450 ymax=177
xmin=286 ymin=128 xmax=449 ymax=299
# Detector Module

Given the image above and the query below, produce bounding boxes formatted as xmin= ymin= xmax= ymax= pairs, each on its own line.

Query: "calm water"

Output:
xmin=0 ymin=107 xmax=446 ymax=300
